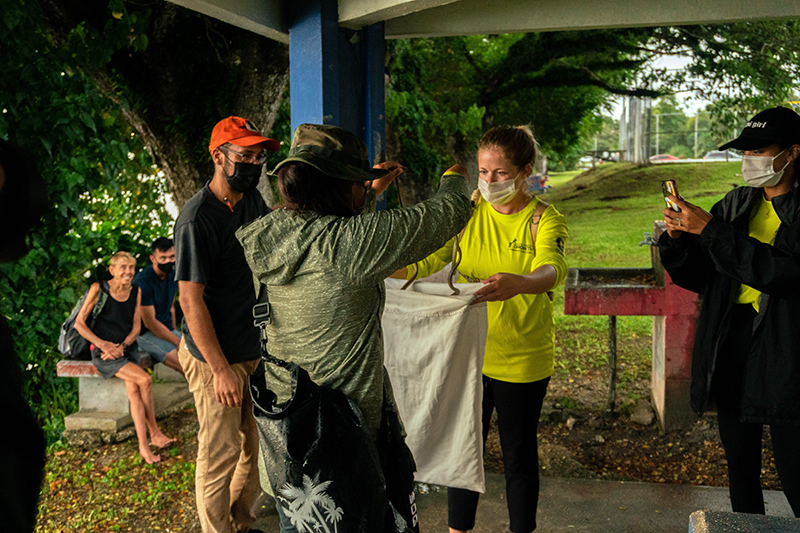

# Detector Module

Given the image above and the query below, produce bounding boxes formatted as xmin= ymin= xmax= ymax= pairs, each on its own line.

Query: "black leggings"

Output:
xmin=712 ymin=304 xmax=800 ymax=516
xmin=448 ymin=376 xmax=550 ymax=533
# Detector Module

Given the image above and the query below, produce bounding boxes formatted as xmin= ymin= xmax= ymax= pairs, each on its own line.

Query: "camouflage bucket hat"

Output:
xmin=271 ymin=124 xmax=390 ymax=182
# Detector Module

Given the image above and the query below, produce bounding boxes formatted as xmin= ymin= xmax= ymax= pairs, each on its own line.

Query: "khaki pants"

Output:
xmin=179 ymin=340 xmax=261 ymax=533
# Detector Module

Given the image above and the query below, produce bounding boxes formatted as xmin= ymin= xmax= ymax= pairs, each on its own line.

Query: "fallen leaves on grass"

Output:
xmin=37 ymin=411 xmax=200 ymax=532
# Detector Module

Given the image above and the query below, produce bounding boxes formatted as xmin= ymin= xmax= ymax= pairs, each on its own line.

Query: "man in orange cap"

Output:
xmin=174 ymin=116 xmax=279 ymax=533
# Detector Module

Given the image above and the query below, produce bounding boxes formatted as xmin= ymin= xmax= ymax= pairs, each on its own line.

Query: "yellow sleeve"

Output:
xmin=530 ymin=205 xmax=569 ymax=286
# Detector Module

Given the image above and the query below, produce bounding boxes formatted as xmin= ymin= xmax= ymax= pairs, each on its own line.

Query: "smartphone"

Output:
xmin=662 ymin=180 xmax=680 ymax=212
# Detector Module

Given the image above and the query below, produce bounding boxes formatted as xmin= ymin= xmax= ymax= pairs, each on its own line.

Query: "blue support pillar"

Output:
xmin=362 ymin=22 xmax=386 ymax=164
xmin=288 ymin=0 xmax=340 ymax=130
xmin=288 ymin=1 xmax=386 ymax=205
xmin=362 ymin=22 xmax=388 ymax=209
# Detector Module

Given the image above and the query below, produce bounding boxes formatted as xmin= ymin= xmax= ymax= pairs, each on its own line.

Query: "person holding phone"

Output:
xmin=658 ymin=106 xmax=800 ymax=516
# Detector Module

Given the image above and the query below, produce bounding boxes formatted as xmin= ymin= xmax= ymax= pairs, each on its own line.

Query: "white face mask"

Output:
xmin=741 ymin=149 xmax=790 ymax=188
xmin=478 ymin=176 xmax=520 ymax=205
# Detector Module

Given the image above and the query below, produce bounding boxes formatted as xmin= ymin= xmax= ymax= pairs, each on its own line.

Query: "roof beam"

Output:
xmin=385 ymin=0 xmax=800 ymax=38
xmin=167 ymin=0 xmax=288 ymax=43
xmin=338 ymin=0 xmax=459 ymax=29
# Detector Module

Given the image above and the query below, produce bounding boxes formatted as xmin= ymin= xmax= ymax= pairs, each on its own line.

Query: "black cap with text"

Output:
xmin=719 ymin=106 xmax=800 ymax=151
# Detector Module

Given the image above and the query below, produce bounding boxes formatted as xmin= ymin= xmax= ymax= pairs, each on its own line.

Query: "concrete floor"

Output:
xmin=252 ymin=472 xmax=797 ymax=532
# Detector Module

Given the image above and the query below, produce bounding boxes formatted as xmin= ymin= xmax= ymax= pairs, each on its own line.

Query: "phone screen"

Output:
xmin=662 ymin=180 xmax=680 ymax=212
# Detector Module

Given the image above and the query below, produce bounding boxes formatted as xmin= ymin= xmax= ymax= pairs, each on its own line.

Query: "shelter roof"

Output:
xmin=168 ymin=0 xmax=800 ymax=42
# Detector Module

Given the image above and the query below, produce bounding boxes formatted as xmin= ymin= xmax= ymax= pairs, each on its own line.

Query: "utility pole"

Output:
xmin=655 ymin=113 xmax=660 ymax=155
xmin=619 ymin=99 xmax=627 ymax=161
xmin=653 ymin=112 xmax=686 ymax=157
xmin=694 ymin=113 xmax=699 ymax=159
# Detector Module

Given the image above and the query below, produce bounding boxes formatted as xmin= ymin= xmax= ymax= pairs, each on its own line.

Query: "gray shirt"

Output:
xmin=236 ymin=173 xmax=471 ymax=439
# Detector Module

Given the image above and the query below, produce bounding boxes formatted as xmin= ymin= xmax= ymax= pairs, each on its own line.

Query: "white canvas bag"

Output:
xmin=382 ymin=277 xmax=488 ymax=492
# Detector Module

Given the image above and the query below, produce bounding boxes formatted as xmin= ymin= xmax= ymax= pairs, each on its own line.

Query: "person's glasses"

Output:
xmin=220 ymin=146 xmax=267 ymax=165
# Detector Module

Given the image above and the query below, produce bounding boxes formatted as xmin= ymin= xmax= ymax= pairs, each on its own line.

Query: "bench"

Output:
xmin=57 ymin=358 xmax=192 ymax=435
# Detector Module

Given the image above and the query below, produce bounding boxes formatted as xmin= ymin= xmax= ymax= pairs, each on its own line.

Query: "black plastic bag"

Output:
xmin=251 ymin=360 xmax=417 ymax=533
xmin=379 ymin=403 xmax=420 ymax=533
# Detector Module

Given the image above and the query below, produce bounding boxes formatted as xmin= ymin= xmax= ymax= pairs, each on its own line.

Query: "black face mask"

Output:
xmin=157 ymin=262 xmax=175 ymax=274
xmin=226 ymin=162 xmax=263 ymax=193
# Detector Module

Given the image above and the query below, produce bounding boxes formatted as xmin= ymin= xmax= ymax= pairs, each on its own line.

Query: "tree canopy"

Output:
xmin=0 ymin=0 xmax=289 ymax=441
xmin=4 ymin=0 xmax=800 ymax=442
xmin=1 ymin=0 xmax=178 ymax=439
xmin=38 ymin=0 xmax=289 ymax=206
xmin=386 ymin=22 xmax=800 ymax=196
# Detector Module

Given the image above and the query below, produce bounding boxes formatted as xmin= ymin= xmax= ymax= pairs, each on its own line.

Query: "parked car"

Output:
xmin=650 ymin=154 xmax=679 ymax=162
xmin=578 ymin=155 xmax=603 ymax=169
xmin=703 ymin=150 xmax=742 ymax=161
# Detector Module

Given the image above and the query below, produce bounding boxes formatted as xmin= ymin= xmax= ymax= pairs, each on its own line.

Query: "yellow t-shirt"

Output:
xmin=736 ymin=193 xmax=781 ymax=312
xmin=408 ymin=194 xmax=569 ymax=382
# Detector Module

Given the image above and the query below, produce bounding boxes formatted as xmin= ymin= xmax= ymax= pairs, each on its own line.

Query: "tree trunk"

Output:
xmin=386 ymin=114 xmax=434 ymax=206
xmin=447 ymin=131 xmax=479 ymax=193
xmin=39 ymin=0 xmax=289 ymax=208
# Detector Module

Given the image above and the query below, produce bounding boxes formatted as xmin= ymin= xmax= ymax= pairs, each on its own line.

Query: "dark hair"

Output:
xmin=277 ymin=161 xmax=357 ymax=217
xmin=151 ymin=237 xmax=174 ymax=253
xmin=478 ymin=125 xmax=538 ymax=169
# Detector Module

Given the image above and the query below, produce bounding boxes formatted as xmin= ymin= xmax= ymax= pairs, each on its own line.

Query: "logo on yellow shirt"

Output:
xmin=508 ymin=238 xmax=534 ymax=253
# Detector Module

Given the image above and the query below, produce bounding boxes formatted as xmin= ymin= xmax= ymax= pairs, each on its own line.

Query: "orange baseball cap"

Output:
xmin=208 ymin=116 xmax=280 ymax=154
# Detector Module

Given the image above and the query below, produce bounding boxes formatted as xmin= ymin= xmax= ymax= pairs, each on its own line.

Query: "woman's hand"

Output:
xmin=471 ymin=273 xmax=525 ymax=305
xmin=98 ymin=340 xmax=123 ymax=359
xmin=372 ymin=161 xmax=404 ymax=194
xmin=663 ymin=196 xmax=713 ymax=237
xmin=100 ymin=341 xmax=124 ymax=360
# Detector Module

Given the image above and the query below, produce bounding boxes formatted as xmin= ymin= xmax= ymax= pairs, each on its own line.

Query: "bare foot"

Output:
xmin=151 ymin=432 xmax=177 ymax=449
xmin=140 ymin=446 xmax=161 ymax=464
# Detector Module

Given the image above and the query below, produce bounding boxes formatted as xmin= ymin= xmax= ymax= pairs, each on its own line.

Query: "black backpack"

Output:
xmin=58 ymin=280 xmax=109 ymax=360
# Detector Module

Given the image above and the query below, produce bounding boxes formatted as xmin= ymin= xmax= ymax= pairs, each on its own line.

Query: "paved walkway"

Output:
xmin=253 ymin=473 xmax=795 ymax=532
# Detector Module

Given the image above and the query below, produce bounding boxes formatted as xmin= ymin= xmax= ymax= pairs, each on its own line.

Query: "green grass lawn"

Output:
xmin=541 ymin=161 xmax=741 ymax=388
xmin=542 ymin=161 xmax=740 ymax=268
xmin=545 ymin=169 xmax=582 ymax=188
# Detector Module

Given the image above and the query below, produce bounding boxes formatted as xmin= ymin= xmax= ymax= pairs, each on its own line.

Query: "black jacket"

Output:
xmin=658 ymin=184 xmax=800 ymax=426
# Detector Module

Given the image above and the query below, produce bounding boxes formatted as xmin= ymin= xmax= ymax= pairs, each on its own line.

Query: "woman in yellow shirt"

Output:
xmin=398 ymin=126 xmax=568 ymax=533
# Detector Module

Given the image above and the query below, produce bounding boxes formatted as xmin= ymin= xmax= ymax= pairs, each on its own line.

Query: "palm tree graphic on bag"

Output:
xmin=278 ymin=473 xmax=344 ymax=533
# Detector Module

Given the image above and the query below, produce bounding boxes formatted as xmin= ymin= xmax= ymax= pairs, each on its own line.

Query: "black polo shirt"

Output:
xmin=174 ymin=182 xmax=269 ymax=364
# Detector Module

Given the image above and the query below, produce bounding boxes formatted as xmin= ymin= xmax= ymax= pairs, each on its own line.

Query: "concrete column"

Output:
xmin=651 ymin=222 xmax=699 ymax=430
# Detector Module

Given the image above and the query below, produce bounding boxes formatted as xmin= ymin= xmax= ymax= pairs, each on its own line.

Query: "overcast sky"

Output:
xmin=612 ymin=55 xmax=710 ymax=120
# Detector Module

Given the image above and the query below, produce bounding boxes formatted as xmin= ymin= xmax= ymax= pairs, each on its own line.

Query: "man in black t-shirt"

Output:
xmin=134 ymin=237 xmax=183 ymax=375
xmin=174 ymin=116 xmax=278 ymax=533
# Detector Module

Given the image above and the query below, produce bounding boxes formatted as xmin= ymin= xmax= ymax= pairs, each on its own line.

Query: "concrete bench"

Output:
xmin=689 ymin=510 xmax=800 ymax=532
xmin=57 ymin=358 xmax=192 ymax=436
